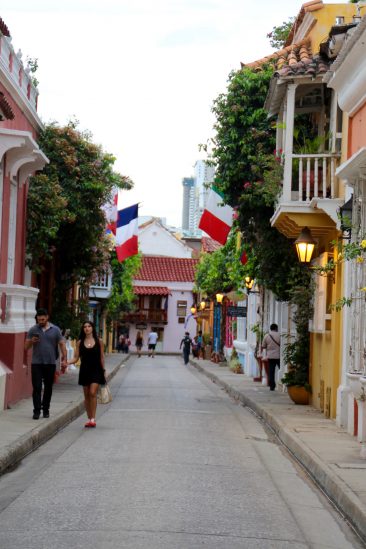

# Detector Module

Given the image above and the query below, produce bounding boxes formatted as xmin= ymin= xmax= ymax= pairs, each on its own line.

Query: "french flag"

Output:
xmin=116 ymin=203 xmax=139 ymax=262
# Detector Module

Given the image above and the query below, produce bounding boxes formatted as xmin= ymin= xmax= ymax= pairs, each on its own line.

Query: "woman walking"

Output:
xmin=67 ymin=321 xmax=106 ymax=428
xmin=135 ymin=331 xmax=143 ymax=357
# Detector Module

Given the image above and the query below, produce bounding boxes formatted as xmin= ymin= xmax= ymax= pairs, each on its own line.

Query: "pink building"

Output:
xmin=0 ymin=19 xmax=48 ymax=408
xmin=124 ymin=256 xmax=198 ymax=354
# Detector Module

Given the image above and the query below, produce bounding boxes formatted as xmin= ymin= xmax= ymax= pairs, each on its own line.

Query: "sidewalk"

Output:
xmin=190 ymin=358 xmax=366 ymax=542
xmin=0 ymin=353 xmax=128 ymax=476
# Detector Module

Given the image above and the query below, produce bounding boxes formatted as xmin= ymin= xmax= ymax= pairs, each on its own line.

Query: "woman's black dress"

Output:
xmin=78 ymin=341 xmax=105 ymax=386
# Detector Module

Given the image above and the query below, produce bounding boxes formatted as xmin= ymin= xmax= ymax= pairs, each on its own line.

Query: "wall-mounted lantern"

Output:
xmin=295 ymin=227 xmax=316 ymax=263
xmin=339 ymin=197 xmax=353 ymax=241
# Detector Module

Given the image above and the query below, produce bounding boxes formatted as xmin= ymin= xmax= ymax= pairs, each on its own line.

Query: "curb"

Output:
xmin=0 ymin=356 xmax=128 ymax=476
xmin=191 ymin=359 xmax=366 ymax=542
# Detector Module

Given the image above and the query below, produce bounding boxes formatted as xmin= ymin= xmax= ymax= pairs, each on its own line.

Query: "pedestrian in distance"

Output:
xmin=180 ymin=331 xmax=193 ymax=365
xmin=135 ymin=331 xmax=143 ymax=357
xmin=67 ymin=320 xmax=106 ymax=428
xmin=117 ymin=334 xmax=125 ymax=353
xmin=196 ymin=330 xmax=203 ymax=359
xmin=25 ymin=308 xmax=67 ymax=420
xmin=262 ymin=323 xmax=281 ymax=391
xmin=147 ymin=329 xmax=158 ymax=357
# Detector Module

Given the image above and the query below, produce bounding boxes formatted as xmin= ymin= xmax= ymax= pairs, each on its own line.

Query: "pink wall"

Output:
xmin=349 ymin=102 xmax=366 ymax=156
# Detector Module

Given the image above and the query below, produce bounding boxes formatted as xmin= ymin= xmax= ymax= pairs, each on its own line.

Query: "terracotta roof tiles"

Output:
xmin=134 ymin=286 xmax=171 ymax=296
xmin=0 ymin=92 xmax=15 ymax=120
xmin=201 ymin=237 xmax=221 ymax=253
xmin=243 ymin=38 xmax=330 ymax=79
xmin=136 ymin=256 xmax=198 ymax=282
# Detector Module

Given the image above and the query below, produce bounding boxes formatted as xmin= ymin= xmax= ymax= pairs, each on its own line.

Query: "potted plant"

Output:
xmin=229 ymin=347 xmax=242 ymax=374
xmin=281 ymin=284 xmax=313 ymax=404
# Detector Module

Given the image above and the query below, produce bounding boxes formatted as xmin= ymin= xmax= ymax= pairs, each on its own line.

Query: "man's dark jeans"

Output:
xmin=268 ymin=358 xmax=281 ymax=390
xmin=183 ymin=348 xmax=190 ymax=364
xmin=31 ymin=363 xmax=56 ymax=413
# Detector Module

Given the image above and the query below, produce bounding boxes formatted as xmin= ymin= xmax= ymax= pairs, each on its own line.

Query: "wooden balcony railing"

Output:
xmin=286 ymin=153 xmax=341 ymax=202
xmin=122 ymin=308 xmax=167 ymax=324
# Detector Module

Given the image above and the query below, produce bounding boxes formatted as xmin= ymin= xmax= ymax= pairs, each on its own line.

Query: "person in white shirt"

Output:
xmin=147 ymin=330 xmax=158 ymax=358
xmin=262 ymin=323 xmax=281 ymax=391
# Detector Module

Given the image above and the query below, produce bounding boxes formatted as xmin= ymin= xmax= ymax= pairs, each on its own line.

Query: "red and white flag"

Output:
xmin=115 ymin=203 xmax=139 ymax=262
xmin=198 ymin=186 xmax=233 ymax=245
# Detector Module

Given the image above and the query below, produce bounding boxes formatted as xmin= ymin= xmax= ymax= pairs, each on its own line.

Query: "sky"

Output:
xmin=1 ymin=0 xmax=347 ymax=226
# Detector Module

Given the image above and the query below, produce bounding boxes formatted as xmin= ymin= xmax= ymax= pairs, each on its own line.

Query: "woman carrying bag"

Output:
xmin=67 ymin=321 xmax=106 ymax=428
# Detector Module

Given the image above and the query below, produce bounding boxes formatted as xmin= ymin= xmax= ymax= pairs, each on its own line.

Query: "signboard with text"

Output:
xmin=227 ymin=306 xmax=247 ymax=318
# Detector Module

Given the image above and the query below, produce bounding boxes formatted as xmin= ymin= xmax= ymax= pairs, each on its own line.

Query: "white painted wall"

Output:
xmin=139 ymin=220 xmax=192 ymax=258
xmin=129 ymin=281 xmax=196 ymax=354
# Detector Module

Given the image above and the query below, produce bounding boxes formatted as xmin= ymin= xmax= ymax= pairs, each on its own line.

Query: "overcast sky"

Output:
xmin=1 ymin=1 xmax=347 ymax=226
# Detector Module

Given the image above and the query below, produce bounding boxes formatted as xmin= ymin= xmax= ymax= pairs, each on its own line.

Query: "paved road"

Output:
xmin=0 ymin=356 xmax=363 ymax=548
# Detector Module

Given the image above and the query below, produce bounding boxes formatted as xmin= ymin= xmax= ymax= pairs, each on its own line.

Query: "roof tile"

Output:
xmin=136 ymin=256 xmax=198 ymax=282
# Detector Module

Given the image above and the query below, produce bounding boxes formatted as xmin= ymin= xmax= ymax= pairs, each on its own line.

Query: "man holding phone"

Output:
xmin=25 ymin=308 xmax=67 ymax=419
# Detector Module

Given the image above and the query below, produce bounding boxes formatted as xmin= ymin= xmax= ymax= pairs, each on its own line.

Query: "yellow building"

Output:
xmin=244 ymin=1 xmax=363 ymax=416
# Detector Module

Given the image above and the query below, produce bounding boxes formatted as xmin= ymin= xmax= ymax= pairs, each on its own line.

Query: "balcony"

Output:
xmin=122 ymin=308 xmax=167 ymax=324
xmin=89 ymin=271 xmax=112 ymax=300
xmin=271 ymin=152 xmax=343 ymax=241
xmin=0 ymin=284 xmax=39 ymax=333
xmin=0 ymin=35 xmax=39 ymax=120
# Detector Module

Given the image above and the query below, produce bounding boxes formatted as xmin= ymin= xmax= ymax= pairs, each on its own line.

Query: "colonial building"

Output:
xmin=326 ymin=14 xmax=366 ymax=442
xmin=0 ymin=19 xmax=48 ymax=408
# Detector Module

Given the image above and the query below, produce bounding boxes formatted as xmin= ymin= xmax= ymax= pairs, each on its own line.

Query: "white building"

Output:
xmin=181 ymin=161 xmax=215 ymax=237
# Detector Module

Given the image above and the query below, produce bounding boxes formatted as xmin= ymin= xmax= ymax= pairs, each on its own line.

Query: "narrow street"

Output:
xmin=0 ymin=356 xmax=363 ymax=549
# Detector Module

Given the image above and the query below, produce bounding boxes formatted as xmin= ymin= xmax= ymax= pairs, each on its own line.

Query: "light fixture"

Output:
xmin=200 ymin=300 xmax=206 ymax=310
xmin=190 ymin=305 xmax=197 ymax=314
xmin=216 ymin=293 xmax=224 ymax=304
xmin=339 ymin=197 xmax=353 ymax=241
xmin=295 ymin=227 xmax=316 ymax=263
xmin=245 ymin=276 xmax=254 ymax=290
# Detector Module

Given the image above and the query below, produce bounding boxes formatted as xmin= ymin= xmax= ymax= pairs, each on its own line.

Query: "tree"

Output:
xmin=267 ymin=18 xmax=296 ymax=49
xmin=27 ymin=120 xmax=133 ymax=330
xmin=106 ymin=252 xmax=142 ymax=323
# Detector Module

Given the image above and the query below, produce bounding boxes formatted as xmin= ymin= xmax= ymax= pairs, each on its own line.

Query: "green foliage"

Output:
xmin=267 ymin=18 xmax=296 ymax=49
xmin=26 ymin=174 xmax=70 ymax=269
xmin=26 ymin=56 xmax=39 ymax=88
xmin=194 ymin=229 xmax=247 ymax=296
xmin=281 ymin=281 xmax=313 ymax=389
xmin=229 ymin=347 xmax=242 ymax=373
xmin=207 ymin=66 xmax=276 ymax=204
xmin=106 ymin=252 xmax=142 ymax=322
xmin=27 ymin=121 xmax=134 ymax=327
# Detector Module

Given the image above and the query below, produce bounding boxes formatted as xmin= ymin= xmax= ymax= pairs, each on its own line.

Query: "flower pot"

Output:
xmin=287 ymin=385 xmax=310 ymax=405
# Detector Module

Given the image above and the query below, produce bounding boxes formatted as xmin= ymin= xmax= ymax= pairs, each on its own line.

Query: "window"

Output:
xmin=177 ymin=300 xmax=187 ymax=317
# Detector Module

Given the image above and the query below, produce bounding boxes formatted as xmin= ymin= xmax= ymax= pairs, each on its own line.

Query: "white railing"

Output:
xmin=289 ymin=153 xmax=340 ymax=202
xmin=0 ymin=36 xmax=38 ymax=112
xmin=0 ymin=284 xmax=39 ymax=333
xmin=90 ymin=271 xmax=111 ymax=290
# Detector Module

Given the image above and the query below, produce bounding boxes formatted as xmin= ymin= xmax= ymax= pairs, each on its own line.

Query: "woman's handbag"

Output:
xmin=97 ymin=384 xmax=113 ymax=404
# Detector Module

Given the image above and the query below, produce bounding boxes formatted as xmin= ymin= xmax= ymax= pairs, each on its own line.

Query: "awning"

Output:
xmin=134 ymin=286 xmax=171 ymax=296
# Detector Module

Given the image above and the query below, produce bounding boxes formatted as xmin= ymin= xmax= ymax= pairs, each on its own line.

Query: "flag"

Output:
xmin=116 ymin=203 xmax=138 ymax=262
xmin=198 ymin=186 xmax=233 ymax=245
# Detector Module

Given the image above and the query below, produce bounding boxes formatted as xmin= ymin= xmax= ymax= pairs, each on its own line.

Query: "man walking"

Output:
xmin=262 ymin=323 xmax=281 ymax=391
xmin=25 ymin=308 xmax=67 ymax=419
xmin=147 ymin=329 xmax=158 ymax=358
xmin=180 ymin=331 xmax=193 ymax=365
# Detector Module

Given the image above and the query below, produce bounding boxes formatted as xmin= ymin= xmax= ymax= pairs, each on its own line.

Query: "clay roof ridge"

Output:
xmin=242 ymin=37 xmax=311 ymax=69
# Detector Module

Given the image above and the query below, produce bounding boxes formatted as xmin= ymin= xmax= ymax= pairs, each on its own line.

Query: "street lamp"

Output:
xmin=295 ymin=227 xmax=316 ymax=263
xmin=214 ymin=293 xmax=223 ymax=353
xmin=190 ymin=305 xmax=197 ymax=314
xmin=200 ymin=300 xmax=206 ymax=310
xmin=245 ymin=276 xmax=254 ymax=290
